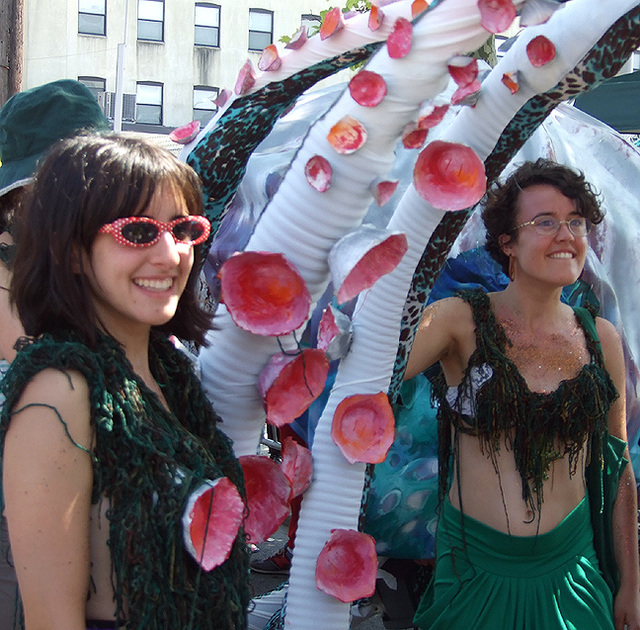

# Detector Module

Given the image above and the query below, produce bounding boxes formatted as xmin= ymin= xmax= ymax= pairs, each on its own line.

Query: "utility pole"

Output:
xmin=0 ymin=0 xmax=23 ymax=107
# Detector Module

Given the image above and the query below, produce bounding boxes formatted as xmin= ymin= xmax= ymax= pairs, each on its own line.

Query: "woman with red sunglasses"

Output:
xmin=0 ymin=134 xmax=249 ymax=630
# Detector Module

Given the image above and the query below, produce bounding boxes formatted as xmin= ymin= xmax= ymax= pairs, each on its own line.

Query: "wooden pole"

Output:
xmin=0 ymin=0 xmax=23 ymax=107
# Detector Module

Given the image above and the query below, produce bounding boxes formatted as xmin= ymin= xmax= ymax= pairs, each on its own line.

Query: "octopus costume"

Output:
xmin=0 ymin=330 xmax=250 ymax=630
xmin=414 ymin=288 xmax=623 ymax=630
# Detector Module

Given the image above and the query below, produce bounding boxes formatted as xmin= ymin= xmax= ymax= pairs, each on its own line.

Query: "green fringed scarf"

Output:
xmin=431 ymin=288 xmax=618 ymax=522
xmin=0 ymin=330 xmax=250 ymax=630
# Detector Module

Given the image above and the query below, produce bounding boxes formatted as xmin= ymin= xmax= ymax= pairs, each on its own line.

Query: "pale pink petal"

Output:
xmin=320 ymin=7 xmax=345 ymax=40
xmin=281 ymin=436 xmax=313 ymax=498
xmin=349 ymin=70 xmax=387 ymax=107
xmin=526 ymin=35 xmax=556 ymax=67
xmin=477 ymin=0 xmax=517 ymax=34
xmin=417 ymin=104 xmax=449 ymax=129
xmin=402 ymin=123 xmax=428 ymax=149
xmin=317 ymin=304 xmax=353 ymax=361
xmin=258 ymin=44 xmax=282 ymax=72
xmin=368 ymin=5 xmax=385 ymax=31
xmin=447 ymin=56 xmax=479 ymax=88
xmin=305 ymin=155 xmax=333 ymax=192
xmin=371 ymin=179 xmax=399 ymax=206
xmin=451 ymin=79 xmax=482 ymax=106
xmin=169 ymin=120 xmax=201 ymax=144
xmin=327 ymin=116 xmax=368 ymax=155
xmin=285 ymin=26 xmax=308 ymax=50
xmin=234 ymin=59 xmax=257 ymax=95
xmin=316 ymin=529 xmax=378 ymax=602
xmin=213 ymin=88 xmax=231 ymax=108
xmin=387 ymin=18 xmax=412 ymax=59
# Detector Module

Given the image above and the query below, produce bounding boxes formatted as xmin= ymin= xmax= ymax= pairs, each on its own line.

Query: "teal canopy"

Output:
xmin=574 ymin=71 xmax=640 ymax=133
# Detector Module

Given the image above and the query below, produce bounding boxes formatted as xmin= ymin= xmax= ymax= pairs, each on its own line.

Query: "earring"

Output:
xmin=508 ymin=255 xmax=515 ymax=281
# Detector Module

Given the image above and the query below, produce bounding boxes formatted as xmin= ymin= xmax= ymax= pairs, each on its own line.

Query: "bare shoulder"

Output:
xmin=419 ymin=295 xmax=474 ymax=330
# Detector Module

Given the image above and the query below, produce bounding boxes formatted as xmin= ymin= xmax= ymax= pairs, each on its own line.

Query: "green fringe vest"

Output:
xmin=0 ymin=330 xmax=250 ymax=629
xmin=430 ymin=288 xmax=618 ymax=521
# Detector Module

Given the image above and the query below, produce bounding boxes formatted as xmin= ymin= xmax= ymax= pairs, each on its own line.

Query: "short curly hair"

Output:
xmin=482 ymin=158 xmax=603 ymax=276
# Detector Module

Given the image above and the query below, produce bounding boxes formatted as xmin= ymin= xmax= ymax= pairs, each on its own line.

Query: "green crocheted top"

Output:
xmin=0 ymin=330 xmax=250 ymax=629
xmin=430 ymin=288 xmax=618 ymax=521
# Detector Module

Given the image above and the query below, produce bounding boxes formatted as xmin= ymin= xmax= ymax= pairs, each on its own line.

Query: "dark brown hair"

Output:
xmin=11 ymin=133 xmax=212 ymax=346
xmin=482 ymin=158 xmax=603 ymax=276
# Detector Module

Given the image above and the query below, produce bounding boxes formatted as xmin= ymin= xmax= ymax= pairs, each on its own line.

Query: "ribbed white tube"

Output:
xmin=200 ymin=0 xmax=495 ymax=457
xmin=285 ymin=0 xmax=638 ymax=628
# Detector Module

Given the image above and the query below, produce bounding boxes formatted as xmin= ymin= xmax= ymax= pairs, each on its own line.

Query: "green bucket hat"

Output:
xmin=0 ymin=79 xmax=110 ymax=197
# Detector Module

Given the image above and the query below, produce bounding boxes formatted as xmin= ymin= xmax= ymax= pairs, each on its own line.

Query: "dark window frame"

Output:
xmin=195 ymin=2 xmax=221 ymax=48
xmin=78 ymin=0 xmax=106 ymax=36
xmin=248 ymin=8 xmax=273 ymax=52
xmin=136 ymin=81 xmax=163 ymax=126
xmin=137 ymin=0 xmax=165 ymax=42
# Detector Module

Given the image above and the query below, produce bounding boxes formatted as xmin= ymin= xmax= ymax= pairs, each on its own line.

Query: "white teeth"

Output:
xmin=550 ymin=252 xmax=573 ymax=259
xmin=134 ymin=278 xmax=173 ymax=290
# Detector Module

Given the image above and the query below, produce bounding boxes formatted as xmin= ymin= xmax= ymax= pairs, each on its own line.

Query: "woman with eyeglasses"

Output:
xmin=406 ymin=159 xmax=640 ymax=630
xmin=0 ymin=134 xmax=250 ymax=629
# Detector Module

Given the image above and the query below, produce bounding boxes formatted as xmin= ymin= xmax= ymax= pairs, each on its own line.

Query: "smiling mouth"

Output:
xmin=134 ymin=278 xmax=174 ymax=291
xmin=549 ymin=252 xmax=574 ymax=259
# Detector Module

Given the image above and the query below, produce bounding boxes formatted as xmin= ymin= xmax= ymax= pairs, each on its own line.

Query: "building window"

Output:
xmin=195 ymin=3 xmax=220 ymax=47
xmin=138 ymin=0 xmax=164 ymax=42
xmin=136 ymin=82 xmax=163 ymax=125
xmin=301 ymin=14 xmax=320 ymax=36
xmin=79 ymin=0 xmax=106 ymax=36
xmin=78 ymin=76 xmax=106 ymax=101
xmin=248 ymin=8 xmax=273 ymax=52
xmin=193 ymin=86 xmax=219 ymax=125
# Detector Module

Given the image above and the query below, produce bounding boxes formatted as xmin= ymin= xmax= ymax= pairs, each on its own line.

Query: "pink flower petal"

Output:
xmin=372 ymin=179 xmax=399 ymax=206
xmin=219 ymin=251 xmax=311 ymax=336
xmin=331 ymin=392 xmax=396 ymax=464
xmin=305 ymin=155 xmax=333 ymax=192
xmin=501 ymin=71 xmax=519 ymax=94
xmin=320 ymin=7 xmax=346 ymax=40
xmin=402 ymin=123 xmax=428 ymax=149
xmin=234 ymin=59 xmax=257 ymax=95
xmin=477 ymin=0 xmax=517 ymax=34
xmin=451 ymin=79 xmax=482 ymax=106
xmin=258 ymin=44 xmax=282 ymax=72
xmin=327 ymin=116 xmax=368 ymax=155
xmin=239 ymin=455 xmax=291 ymax=544
xmin=316 ymin=529 xmax=378 ymax=602
xmin=259 ymin=349 xmax=330 ymax=427
xmin=169 ymin=120 xmax=201 ymax=144
xmin=281 ymin=436 xmax=313 ymax=498
xmin=387 ymin=18 xmax=413 ymax=59
xmin=368 ymin=5 xmax=385 ymax=31
xmin=213 ymin=88 xmax=231 ymax=108
xmin=412 ymin=0 xmax=429 ymax=18
xmin=447 ymin=56 xmax=478 ymax=88
xmin=285 ymin=26 xmax=308 ymax=50
xmin=317 ymin=304 xmax=353 ymax=361
xmin=418 ymin=104 xmax=449 ymax=129
xmin=526 ymin=35 xmax=556 ymax=67
xmin=182 ymin=478 xmax=244 ymax=571
xmin=349 ymin=70 xmax=388 ymax=107
xmin=413 ymin=140 xmax=486 ymax=211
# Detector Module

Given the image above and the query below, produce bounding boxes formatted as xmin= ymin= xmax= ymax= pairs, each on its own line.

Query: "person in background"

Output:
xmin=0 ymin=79 xmax=110 ymax=625
xmin=405 ymin=159 xmax=640 ymax=630
xmin=1 ymin=133 xmax=250 ymax=629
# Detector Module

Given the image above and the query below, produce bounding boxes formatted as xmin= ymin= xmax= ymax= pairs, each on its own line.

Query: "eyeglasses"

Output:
xmin=98 ymin=215 xmax=211 ymax=248
xmin=512 ymin=215 xmax=591 ymax=237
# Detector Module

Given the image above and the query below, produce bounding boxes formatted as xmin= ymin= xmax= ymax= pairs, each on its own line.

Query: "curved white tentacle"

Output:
xmin=285 ymin=0 xmax=639 ymax=628
xmin=199 ymin=0 xmax=501 ymax=457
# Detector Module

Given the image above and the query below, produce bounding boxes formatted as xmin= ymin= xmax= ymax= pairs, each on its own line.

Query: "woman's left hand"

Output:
xmin=614 ymin=582 xmax=640 ymax=630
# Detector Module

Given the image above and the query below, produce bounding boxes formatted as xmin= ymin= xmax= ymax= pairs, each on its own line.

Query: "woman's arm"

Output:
xmin=0 ymin=237 xmax=25 ymax=362
xmin=597 ymin=318 xmax=640 ymax=630
xmin=3 ymin=368 xmax=94 ymax=630
xmin=404 ymin=296 xmax=470 ymax=381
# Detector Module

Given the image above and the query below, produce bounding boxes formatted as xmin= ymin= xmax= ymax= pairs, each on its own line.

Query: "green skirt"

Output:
xmin=414 ymin=497 xmax=613 ymax=630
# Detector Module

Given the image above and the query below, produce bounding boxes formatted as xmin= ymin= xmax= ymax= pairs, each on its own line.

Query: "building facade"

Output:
xmin=23 ymin=0 xmax=332 ymax=132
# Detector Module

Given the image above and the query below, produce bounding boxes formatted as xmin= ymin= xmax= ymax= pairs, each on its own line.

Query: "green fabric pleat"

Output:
xmin=414 ymin=497 xmax=614 ymax=630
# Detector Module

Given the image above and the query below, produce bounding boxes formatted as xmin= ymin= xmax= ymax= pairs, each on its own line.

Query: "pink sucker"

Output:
xmin=526 ymin=35 xmax=556 ymax=67
xmin=316 ymin=529 xmax=378 ymax=603
xmin=387 ymin=17 xmax=412 ymax=59
xmin=451 ymin=79 xmax=482 ymax=106
xmin=320 ymin=7 xmax=345 ymax=40
xmin=317 ymin=304 xmax=353 ymax=361
xmin=234 ymin=59 xmax=257 ymax=95
xmin=412 ymin=0 xmax=429 ymax=17
xmin=169 ymin=120 xmax=201 ymax=145
xmin=331 ymin=391 xmax=396 ymax=464
xmin=305 ymin=155 xmax=333 ymax=192
xmin=213 ymin=88 xmax=231 ymax=108
xmin=477 ymin=0 xmax=517 ymax=34
xmin=258 ymin=44 xmax=282 ymax=72
xmin=371 ymin=179 xmax=399 ymax=207
xmin=182 ymin=478 xmax=244 ymax=572
xmin=327 ymin=116 xmax=368 ymax=155
xmin=285 ymin=26 xmax=308 ymax=50
xmin=401 ymin=123 xmax=428 ymax=150
xmin=418 ymin=104 xmax=449 ymax=129
xmin=447 ymin=56 xmax=478 ymax=88
xmin=258 ymin=349 xmax=330 ymax=427
xmin=368 ymin=5 xmax=384 ymax=31
xmin=281 ymin=436 xmax=313 ymax=499
xmin=349 ymin=70 xmax=387 ymax=108
xmin=413 ymin=140 xmax=486 ymax=211
xmin=329 ymin=225 xmax=408 ymax=305
xmin=501 ymin=71 xmax=519 ymax=94
xmin=239 ymin=455 xmax=291 ymax=544
xmin=218 ymin=251 xmax=311 ymax=337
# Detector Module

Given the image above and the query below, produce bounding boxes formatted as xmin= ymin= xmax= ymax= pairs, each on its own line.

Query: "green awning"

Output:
xmin=574 ymin=71 xmax=640 ymax=134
